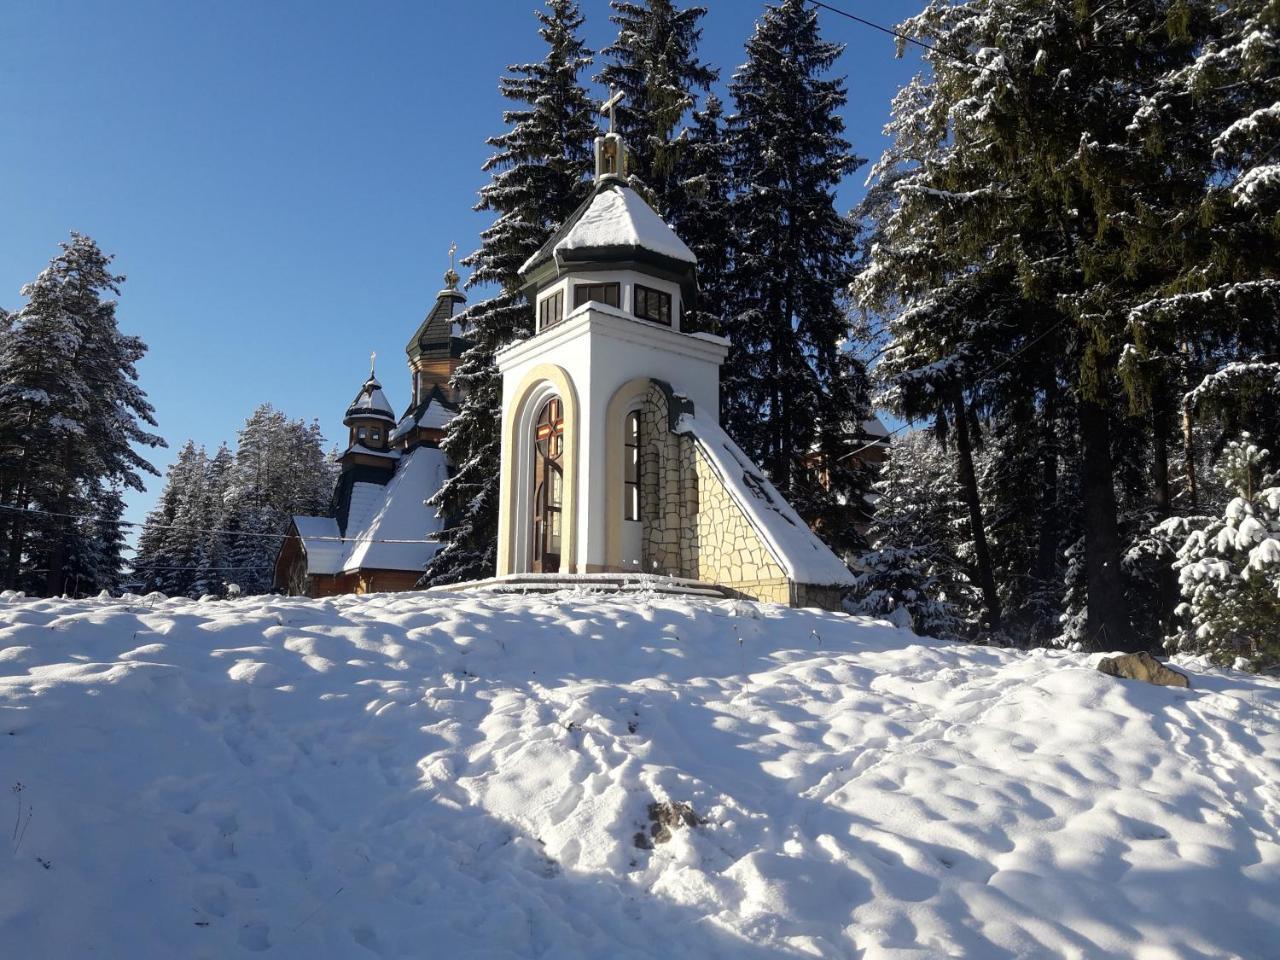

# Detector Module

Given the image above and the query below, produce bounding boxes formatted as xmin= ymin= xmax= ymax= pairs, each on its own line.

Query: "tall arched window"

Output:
xmin=532 ymin=397 xmax=565 ymax=573
xmin=624 ymin=410 xmax=640 ymax=521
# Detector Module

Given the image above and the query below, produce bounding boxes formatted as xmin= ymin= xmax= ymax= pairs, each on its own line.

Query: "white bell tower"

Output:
xmin=494 ymin=91 xmax=729 ymax=577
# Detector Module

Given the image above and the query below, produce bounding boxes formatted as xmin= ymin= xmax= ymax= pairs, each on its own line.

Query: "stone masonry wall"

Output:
xmin=639 ymin=387 xmax=692 ymax=577
xmin=690 ymin=445 xmax=791 ymax=604
xmin=634 ymin=382 xmax=845 ymax=609
xmin=638 ymin=383 xmax=805 ymax=605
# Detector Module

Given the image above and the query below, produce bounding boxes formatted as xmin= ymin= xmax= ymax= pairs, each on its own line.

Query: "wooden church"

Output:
xmin=276 ymin=97 xmax=859 ymax=609
xmin=272 ymin=263 xmax=467 ymax=596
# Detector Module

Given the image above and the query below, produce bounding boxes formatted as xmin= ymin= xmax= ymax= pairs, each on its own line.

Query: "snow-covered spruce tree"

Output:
xmin=137 ymin=407 xmax=336 ymax=599
xmin=0 ymin=233 xmax=163 ymax=595
xmin=858 ymin=1 xmax=1213 ymax=649
xmin=849 ymin=430 xmax=979 ymax=639
xmin=219 ymin=405 xmax=334 ymax=596
xmin=678 ymin=93 xmax=732 ymax=334
xmin=424 ymin=0 xmax=596 ymax=585
xmin=1122 ymin=0 xmax=1280 ymax=462
xmin=1161 ymin=436 xmax=1280 ymax=670
xmin=977 ymin=396 xmax=1075 ymax=644
xmin=724 ymin=0 xmax=872 ymax=556
xmin=596 ymin=0 xmax=717 ymax=220
xmin=131 ymin=441 xmax=210 ymax=596
xmin=194 ymin=442 xmax=234 ymax=596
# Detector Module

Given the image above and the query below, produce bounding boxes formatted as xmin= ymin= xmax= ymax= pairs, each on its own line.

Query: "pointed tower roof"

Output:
xmin=519 ymin=90 xmax=698 ymax=303
xmin=518 ymin=182 xmax=698 ymax=298
xmin=344 ymin=357 xmax=396 ymax=426
xmin=406 ymin=247 xmax=468 ymax=362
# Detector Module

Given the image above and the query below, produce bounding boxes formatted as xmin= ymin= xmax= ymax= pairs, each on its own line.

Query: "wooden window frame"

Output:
xmin=538 ymin=289 xmax=564 ymax=332
xmin=572 ymin=282 xmax=620 ymax=310
xmin=633 ymin=284 xmax=672 ymax=326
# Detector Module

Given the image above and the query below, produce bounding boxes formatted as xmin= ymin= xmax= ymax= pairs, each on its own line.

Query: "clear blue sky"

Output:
xmin=0 ymin=0 xmax=923 ymax=541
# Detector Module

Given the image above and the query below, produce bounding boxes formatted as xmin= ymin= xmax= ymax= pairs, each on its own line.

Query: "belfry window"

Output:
xmin=634 ymin=284 xmax=671 ymax=325
xmin=538 ymin=290 xmax=564 ymax=332
xmin=573 ymin=282 xmax=620 ymax=310
xmin=624 ymin=410 xmax=640 ymax=521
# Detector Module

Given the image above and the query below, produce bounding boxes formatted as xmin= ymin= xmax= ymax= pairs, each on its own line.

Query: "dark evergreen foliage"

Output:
xmin=0 ymin=233 xmax=163 ymax=596
xmin=597 ymin=0 xmax=717 ymax=219
xmin=678 ymin=93 xmax=732 ymax=333
xmin=855 ymin=0 xmax=1280 ymax=654
xmin=424 ymin=0 xmax=597 ymax=585
xmin=723 ymin=0 xmax=873 ymax=557
xmin=131 ymin=408 xmax=333 ymax=598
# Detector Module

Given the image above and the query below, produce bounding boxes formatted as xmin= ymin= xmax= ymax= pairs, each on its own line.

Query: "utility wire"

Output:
xmin=805 ymin=0 xmax=942 ymax=57
xmin=0 ymin=503 xmax=438 ymax=546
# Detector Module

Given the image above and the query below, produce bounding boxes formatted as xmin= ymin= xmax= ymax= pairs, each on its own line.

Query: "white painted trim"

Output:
xmin=496 ymin=303 xmax=728 ymax=373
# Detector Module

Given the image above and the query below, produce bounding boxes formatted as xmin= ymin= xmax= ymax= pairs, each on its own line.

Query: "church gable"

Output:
xmin=637 ymin=381 xmax=854 ymax=608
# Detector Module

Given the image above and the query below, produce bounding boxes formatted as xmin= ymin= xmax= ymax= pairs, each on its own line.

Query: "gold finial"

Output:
xmin=444 ymin=241 xmax=460 ymax=290
xmin=601 ymin=87 xmax=624 ymax=134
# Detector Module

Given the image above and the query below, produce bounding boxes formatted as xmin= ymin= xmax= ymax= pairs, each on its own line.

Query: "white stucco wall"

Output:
xmin=497 ymin=301 xmax=729 ymax=573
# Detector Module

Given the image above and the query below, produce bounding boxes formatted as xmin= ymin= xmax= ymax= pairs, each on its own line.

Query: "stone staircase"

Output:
xmin=428 ymin=572 xmax=735 ymax=601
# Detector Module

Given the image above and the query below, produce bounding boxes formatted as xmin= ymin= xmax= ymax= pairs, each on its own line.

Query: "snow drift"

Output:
xmin=0 ymin=589 xmax=1277 ymax=958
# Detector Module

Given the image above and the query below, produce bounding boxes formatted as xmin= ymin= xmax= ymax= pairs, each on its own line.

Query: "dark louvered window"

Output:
xmin=573 ymin=282 xmax=620 ymax=309
xmin=634 ymin=284 xmax=672 ymax=325
xmin=538 ymin=290 xmax=564 ymax=331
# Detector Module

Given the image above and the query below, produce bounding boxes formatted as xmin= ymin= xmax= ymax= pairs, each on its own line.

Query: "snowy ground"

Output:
xmin=0 ymin=590 xmax=1277 ymax=959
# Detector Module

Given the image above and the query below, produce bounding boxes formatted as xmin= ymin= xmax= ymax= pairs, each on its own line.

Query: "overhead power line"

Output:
xmin=0 ymin=503 xmax=439 ymax=546
xmin=805 ymin=0 xmax=941 ymax=56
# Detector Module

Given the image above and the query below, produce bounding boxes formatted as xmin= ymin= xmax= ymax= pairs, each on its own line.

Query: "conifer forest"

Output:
xmin=3 ymin=0 xmax=1278 ymax=669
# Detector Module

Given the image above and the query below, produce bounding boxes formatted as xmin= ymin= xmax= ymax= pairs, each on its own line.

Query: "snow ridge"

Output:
xmin=0 ymin=590 xmax=1277 ymax=958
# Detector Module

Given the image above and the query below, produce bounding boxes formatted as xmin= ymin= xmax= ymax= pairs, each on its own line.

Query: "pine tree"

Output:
xmin=597 ymin=0 xmax=717 ymax=219
xmin=425 ymin=0 xmax=596 ymax=585
xmin=678 ymin=93 xmax=732 ymax=333
xmin=1121 ymin=0 xmax=1280 ymax=467
xmin=0 ymin=233 xmax=163 ymax=595
xmin=133 ymin=410 xmax=332 ymax=597
xmin=1160 ymin=435 xmax=1280 ymax=670
xmin=856 ymin=1 xmax=1216 ymax=649
xmin=132 ymin=441 xmax=209 ymax=596
xmin=195 ymin=443 xmax=234 ymax=596
xmin=724 ymin=0 xmax=870 ymax=554
xmin=850 ymin=431 xmax=979 ymax=639
xmin=220 ymin=405 xmax=334 ymax=596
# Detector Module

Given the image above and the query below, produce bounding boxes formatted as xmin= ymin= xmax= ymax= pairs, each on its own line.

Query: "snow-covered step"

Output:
xmin=431 ymin=572 xmax=733 ymax=600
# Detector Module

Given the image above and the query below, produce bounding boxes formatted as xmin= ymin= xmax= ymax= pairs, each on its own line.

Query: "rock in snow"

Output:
xmin=0 ymin=590 xmax=1277 ymax=958
xmin=1097 ymin=651 xmax=1192 ymax=688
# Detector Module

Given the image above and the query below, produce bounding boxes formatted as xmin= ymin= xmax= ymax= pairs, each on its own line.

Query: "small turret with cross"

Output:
xmin=594 ymin=87 xmax=628 ymax=183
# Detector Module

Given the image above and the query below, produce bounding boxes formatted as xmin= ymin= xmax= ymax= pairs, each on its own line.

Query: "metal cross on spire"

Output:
xmin=601 ymin=87 xmax=624 ymax=134
xmin=444 ymin=241 xmax=460 ymax=290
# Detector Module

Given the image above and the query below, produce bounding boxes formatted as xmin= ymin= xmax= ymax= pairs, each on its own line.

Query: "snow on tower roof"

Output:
xmin=344 ymin=374 xmax=396 ymax=425
xmin=555 ymin=184 xmax=696 ymax=265
xmin=519 ymin=182 xmax=696 ymax=276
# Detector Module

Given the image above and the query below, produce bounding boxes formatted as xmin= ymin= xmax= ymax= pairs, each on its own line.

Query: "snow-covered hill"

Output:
xmin=0 ymin=590 xmax=1277 ymax=959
